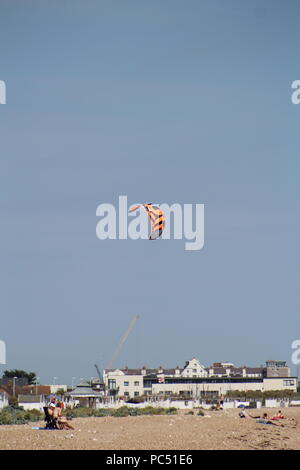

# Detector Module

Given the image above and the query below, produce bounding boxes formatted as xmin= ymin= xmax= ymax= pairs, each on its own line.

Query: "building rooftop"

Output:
xmin=18 ymin=394 xmax=43 ymax=403
xmin=105 ymin=367 xmax=183 ymax=376
xmin=67 ymin=382 xmax=102 ymax=397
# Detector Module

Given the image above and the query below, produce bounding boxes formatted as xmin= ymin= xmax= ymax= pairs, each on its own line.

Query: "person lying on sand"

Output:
xmin=246 ymin=412 xmax=284 ymax=427
xmin=238 ymin=411 xmax=284 ymax=426
xmin=271 ymin=410 xmax=297 ymax=426
xmin=256 ymin=414 xmax=284 ymax=426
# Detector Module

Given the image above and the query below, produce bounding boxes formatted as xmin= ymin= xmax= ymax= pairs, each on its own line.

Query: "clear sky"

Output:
xmin=0 ymin=0 xmax=299 ymax=385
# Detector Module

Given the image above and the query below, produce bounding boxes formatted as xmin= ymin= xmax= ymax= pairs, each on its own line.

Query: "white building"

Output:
xmin=18 ymin=394 xmax=47 ymax=411
xmin=47 ymin=385 xmax=68 ymax=394
xmin=150 ymin=376 xmax=298 ymax=397
xmin=181 ymin=358 xmax=208 ymax=378
xmin=103 ymin=358 xmax=297 ymax=399
xmin=104 ymin=369 xmax=145 ymax=399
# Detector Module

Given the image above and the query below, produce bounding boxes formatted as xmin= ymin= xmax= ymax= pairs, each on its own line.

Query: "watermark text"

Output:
xmin=0 ymin=80 xmax=6 ymax=104
xmin=291 ymin=80 xmax=300 ymax=105
xmin=0 ymin=340 xmax=6 ymax=364
xmin=291 ymin=340 xmax=300 ymax=365
xmin=96 ymin=196 xmax=204 ymax=251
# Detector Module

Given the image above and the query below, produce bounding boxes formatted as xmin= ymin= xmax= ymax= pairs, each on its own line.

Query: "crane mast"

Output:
xmin=94 ymin=364 xmax=102 ymax=382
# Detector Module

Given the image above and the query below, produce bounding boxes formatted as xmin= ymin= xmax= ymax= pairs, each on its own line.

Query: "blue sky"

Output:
xmin=0 ymin=0 xmax=299 ymax=385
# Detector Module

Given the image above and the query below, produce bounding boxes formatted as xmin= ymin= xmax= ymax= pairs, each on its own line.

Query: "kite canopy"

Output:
xmin=128 ymin=203 xmax=165 ymax=240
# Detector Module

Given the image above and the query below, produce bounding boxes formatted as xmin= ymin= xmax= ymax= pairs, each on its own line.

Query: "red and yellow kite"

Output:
xmin=128 ymin=203 xmax=165 ymax=240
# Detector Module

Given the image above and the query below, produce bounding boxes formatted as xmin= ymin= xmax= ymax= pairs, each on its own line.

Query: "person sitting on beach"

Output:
xmin=53 ymin=402 xmax=74 ymax=430
xmin=48 ymin=397 xmax=57 ymax=408
xmin=272 ymin=410 xmax=296 ymax=425
xmin=271 ymin=410 xmax=285 ymax=420
xmin=47 ymin=398 xmax=57 ymax=418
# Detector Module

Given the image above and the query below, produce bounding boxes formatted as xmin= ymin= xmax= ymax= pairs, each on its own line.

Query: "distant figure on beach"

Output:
xmin=54 ymin=402 xmax=74 ymax=430
xmin=254 ymin=413 xmax=284 ymax=427
xmin=220 ymin=395 xmax=224 ymax=410
xmin=238 ymin=411 xmax=284 ymax=426
xmin=271 ymin=410 xmax=285 ymax=420
xmin=271 ymin=410 xmax=296 ymax=425
xmin=49 ymin=397 xmax=57 ymax=407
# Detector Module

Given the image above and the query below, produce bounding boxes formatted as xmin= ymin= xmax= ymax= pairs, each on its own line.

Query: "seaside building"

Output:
xmin=206 ymin=363 xmax=263 ymax=378
xmin=18 ymin=394 xmax=46 ymax=411
xmin=103 ymin=358 xmax=297 ymax=399
xmin=66 ymin=381 xmax=102 ymax=408
xmin=181 ymin=358 xmax=207 ymax=378
xmin=264 ymin=360 xmax=291 ymax=378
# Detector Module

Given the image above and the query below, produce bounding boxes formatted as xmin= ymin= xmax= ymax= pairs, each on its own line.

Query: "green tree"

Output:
xmin=3 ymin=369 xmax=37 ymax=385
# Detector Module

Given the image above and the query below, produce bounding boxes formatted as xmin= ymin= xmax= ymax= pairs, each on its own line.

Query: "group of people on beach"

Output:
xmin=48 ymin=398 xmax=74 ymax=430
xmin=238 ymin=409 xmax=295 ymax=427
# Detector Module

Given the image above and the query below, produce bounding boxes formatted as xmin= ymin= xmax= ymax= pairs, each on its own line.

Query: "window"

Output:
xmin=108 ymin=379 xmax=116 ymax=390
xmin=134 ymin=381 xmax=139 ymax=386
xmin=134 ymin=392 xmax=139 ymax=397
xmin=283 ymin=380 xmax=295 ymax=386
xmin=124 ymin=392 xmax=129 ymax=396
xmin=124 ymin=381 xmax=129 ymax=386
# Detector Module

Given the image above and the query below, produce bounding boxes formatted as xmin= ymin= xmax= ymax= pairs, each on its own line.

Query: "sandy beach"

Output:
xmin=0 ymin=408 xmax=299 ymax=450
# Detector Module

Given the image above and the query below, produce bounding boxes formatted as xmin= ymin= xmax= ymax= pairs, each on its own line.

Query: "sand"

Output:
xmin=0 ymin=408 xmax=299 ymax=450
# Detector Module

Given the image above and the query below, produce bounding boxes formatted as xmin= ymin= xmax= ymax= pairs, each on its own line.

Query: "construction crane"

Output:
xmin=106 ymin=315 xmax=140 ymax=370
xmin=94 ymin=364 xmax=103 ymax=382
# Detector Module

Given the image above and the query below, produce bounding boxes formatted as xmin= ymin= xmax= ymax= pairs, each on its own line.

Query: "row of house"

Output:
xmin=102 ymin=358 xmax=298 ymax=399
xmin=0 ymin=358 xmax=297 ymax=410
xmin=0 ymin=384 xmax=68 ymax=410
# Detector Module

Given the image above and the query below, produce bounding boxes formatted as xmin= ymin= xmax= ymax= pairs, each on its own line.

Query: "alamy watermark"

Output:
xmin=96 ymin=196 xmax=204 ymax=251
xmin=291 ymin=340 xmax=300 ymax=365
xmin=0 ymin=340 xmax=6 ymax=364
xmin=291 ymin=80 xmax=300 ymax=105
xmin=0 ymin=80 xmax=6 ymax=104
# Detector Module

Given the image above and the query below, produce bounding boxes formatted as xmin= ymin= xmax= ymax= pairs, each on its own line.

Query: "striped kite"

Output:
xmin=128 ymin=203 xmax=165 ymax=240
